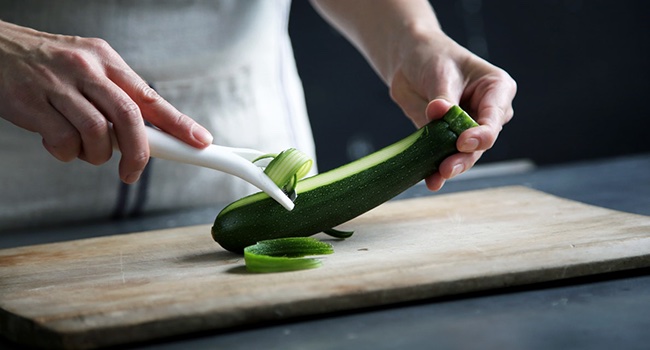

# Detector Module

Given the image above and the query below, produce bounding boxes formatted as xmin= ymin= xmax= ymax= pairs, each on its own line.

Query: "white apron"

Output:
xmin=0 ymin=0 xmax=316 ymax=230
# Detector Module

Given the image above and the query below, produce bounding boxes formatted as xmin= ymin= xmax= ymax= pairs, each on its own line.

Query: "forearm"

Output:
xmin=0 ymin=20 xmax=41 ymax=61
xmin=309 ymin=0 xmax=443 ymax=84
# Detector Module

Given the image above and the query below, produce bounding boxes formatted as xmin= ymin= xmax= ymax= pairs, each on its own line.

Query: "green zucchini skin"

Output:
xmin=212 ymin=106 xmax=478 ymax=253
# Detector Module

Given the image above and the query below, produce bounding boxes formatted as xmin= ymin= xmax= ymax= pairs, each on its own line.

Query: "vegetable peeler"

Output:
xmin=111 ymin=125 xmax=295 ymax=211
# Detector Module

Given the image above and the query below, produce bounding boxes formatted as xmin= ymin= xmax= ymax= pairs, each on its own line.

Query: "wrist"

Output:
xmin=0 ymin=20 xmax=52 ymax=57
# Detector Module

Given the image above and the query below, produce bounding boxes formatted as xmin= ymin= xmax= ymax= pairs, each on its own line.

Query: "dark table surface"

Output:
xmin=1 ymin=153 xmax=649 ymax=350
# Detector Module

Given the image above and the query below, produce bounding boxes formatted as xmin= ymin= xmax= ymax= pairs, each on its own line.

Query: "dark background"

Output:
xmin=289 ymin=0 xmax=650 ymax=172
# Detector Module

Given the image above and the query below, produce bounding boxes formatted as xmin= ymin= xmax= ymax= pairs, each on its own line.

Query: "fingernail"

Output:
xmin=450 ymin=164 xmax=464 ymax=178
xmin=461 ymin=138 xmax=479 ymax=152
xmin=192 ymin=124 xmax=213 ymax=145
xmin=125 ymin=170 xmax=142 ymax=184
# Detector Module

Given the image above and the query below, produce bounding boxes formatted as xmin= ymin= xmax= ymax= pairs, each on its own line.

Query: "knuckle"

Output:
xmin=51 ymin=37 xmax=115 ymax=74
xmin=507 ymin=106 xmax=515 ymax=122
xmin=501 ymin=107 xmax=514 ymax=125
xmin=127 ymin=150 xmax=150 ymax=170
xmin=50 ymin=47 xmax=95 ymax=73
xmin=172 ymin=113 xmax=193 ymax=129
xmin=113 ymin=100 xmax=142 ymax=124
xmin=83 ymin=37 xmax=113 ymax=54
xmin=508 ymin=75 xmax=518 ymax=92
xmin=52 ymin=128 xmax=80 ymax=148
xmin=45 ymin=129 xmax=80 ymax=161
xmin=137 ymin=83 xmax=161 ymax=104
xmin=133 ymin=151 xmax=150 ymax=165
xmin=484 ymin=125 xmax=501 ymax=150
xmin=78 ymin=116 xmax=108 ymax=138
xmin=494 ymin=68 xmax=518 ymax=93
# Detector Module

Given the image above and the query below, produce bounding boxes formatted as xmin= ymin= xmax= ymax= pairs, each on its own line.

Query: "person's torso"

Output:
xmin=0 ymin=0 xmax=316 ymax=230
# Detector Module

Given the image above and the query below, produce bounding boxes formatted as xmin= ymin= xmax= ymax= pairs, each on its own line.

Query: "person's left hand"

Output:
xmin=389 ymin=33 xmax=517 ymax=191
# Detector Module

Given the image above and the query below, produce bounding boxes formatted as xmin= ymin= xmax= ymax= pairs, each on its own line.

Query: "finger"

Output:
xmin=423 ymin=62 xmax=465 ymax=112
xmin=390 ymin=71 xmax=429 ymax=127
xmin=0 ymin=88 xmax=83 ymax=162
xmin=424 ymin=150 xmax=484 ymax=192
xmin=426 ymin=98 xmax=488 ymax=153
xmin=108 ymin=67 xmax=213 ymax=148
xmin=437 ymin=150 xmax=484 ymax=180
xmin=424 ymin=172 xmax=445 ymax=192
xmin=39 ymin=117 xmax=81 ymax=162
xmin=48 ymin=90 xmax=112 ymax=165
xmin=34 ymin=105 xmax=82 ymax=162
xmin=456 ymin=124 xmax=497 ymax=153
xmin=470 ymin=72 xmax=516 ymax=127
xmin=425 ymin=99 xmax=454 ymax=121
xmin=460 ymin=71 xmax=516 ymax=152
xmin=455 ymin=104 xmax=510 ymax=153
xmin=81 ymin=77 xmax=149 ymax=183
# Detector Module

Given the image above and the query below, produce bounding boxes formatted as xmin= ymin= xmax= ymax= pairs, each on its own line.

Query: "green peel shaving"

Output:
xmin=244 ymin=237 xmax=334 ymax=273
xmin=242 ymin=148 xmax=349 ymax=272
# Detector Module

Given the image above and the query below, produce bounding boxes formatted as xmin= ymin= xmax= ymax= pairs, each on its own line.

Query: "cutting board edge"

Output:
xmin=3 ymin=252 xmax=649 ymax=350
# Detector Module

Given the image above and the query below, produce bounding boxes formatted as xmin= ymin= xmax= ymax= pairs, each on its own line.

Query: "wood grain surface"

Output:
xmin=1 ymin=186 xmax=649 ymax=349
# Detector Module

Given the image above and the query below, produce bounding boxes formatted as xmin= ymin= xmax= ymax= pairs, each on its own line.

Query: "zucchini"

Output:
xmin=244 ymin=237 xmax=334 ymax=273
xmin=212 ymin=105 xmax=478 ymax=253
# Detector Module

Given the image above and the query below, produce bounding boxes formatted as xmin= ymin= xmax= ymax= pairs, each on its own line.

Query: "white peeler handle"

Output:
xmin=112 ymin=126 xmax=295 ymax=211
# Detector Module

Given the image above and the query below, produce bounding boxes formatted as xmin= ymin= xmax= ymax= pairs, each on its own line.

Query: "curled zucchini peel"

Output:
xmin=244 ymin=237 xmax=334 ymax=273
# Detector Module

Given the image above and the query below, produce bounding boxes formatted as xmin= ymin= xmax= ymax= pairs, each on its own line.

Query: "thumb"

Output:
xmin=425 ymin=98 xmax=454 ymax=122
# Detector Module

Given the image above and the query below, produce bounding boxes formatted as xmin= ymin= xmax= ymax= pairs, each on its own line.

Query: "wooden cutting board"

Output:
xmin=1 ymin=186 xmax=650 ymax=349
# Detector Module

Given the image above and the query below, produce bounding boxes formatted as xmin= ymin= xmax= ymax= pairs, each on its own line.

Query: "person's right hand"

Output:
xmin=0 ymin=20 xmax=213 ymax=184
